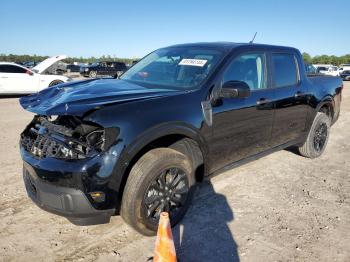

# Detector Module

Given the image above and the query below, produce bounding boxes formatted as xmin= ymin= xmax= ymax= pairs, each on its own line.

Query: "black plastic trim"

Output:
xmin=23 ymin=163 xmax=115 ymax=226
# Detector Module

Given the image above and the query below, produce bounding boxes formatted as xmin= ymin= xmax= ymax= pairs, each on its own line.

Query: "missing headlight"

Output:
xmin=86 ymin=130 xmax=105 ymax=151
xmin=20 ymin=116 xmax=119 ymax=160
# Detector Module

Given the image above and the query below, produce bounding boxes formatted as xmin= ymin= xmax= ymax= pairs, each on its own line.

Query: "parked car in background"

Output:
xmin=0 ymin=55 xmax=71 ymax=94
xmin=305 ymin=63 xmax=317 ymax=75
xmin=23 ymin=61 xmax=41 ymax=68
xmin=80 ymin=61 xmax=127 ymax=78
xmin=340 ymin=70 xmax=350 ymax=81
xmin=19 ymin=42 xmax=342 ymax=235
xmin=314 ymin=64 xmax=340 ymax=76
xmin=132 ymin=60 xmax=139 ymax=66
xmin=44 ymin=61 xmax=67 ymax=75
xmin=66 ymin=64 xmax=81 ymax=73
xmin=338 ymin=64 xmax=350 ymax=74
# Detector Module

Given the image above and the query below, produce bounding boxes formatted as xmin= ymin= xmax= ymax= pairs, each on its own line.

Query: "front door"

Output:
xmin=209 ymin=52 xmax=275 ymax=172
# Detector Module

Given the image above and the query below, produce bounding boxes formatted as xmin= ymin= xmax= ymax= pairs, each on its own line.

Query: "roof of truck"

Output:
xmin=166 ymin=42 xmax=299 ymax=52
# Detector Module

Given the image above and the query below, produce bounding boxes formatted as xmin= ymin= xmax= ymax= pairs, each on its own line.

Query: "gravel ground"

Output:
xmin=0 ymin=82 xmax=349 ymax=262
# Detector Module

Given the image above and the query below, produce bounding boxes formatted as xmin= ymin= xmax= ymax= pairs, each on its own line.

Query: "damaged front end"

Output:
xmin=18 ymin=78 xmax=183 ymax=226
xmin=20 ymin=115 xmax=118 ymax=160
xmin=20 ymin=114 xmax=120 ymax=225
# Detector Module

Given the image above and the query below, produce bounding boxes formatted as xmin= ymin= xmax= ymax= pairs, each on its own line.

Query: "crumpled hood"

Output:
xmin=19 ymin=79 xmax=184 ymax=116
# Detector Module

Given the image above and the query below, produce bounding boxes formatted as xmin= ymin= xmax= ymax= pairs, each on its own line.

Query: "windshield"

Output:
xmin=120 ymin=47 xmax=224 ymax=89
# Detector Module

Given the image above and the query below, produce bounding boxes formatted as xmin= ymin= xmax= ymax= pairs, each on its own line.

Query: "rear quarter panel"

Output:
xmin=307 ymin=75 xmax=343 ymax=124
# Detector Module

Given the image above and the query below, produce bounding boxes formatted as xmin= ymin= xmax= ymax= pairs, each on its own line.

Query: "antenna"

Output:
xmin=249 ymin=32 xmax=257 ymax=44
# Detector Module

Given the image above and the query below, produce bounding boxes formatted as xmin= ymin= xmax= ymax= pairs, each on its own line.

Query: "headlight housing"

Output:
xmin=20 ymin=116 xmax=119 ymax=160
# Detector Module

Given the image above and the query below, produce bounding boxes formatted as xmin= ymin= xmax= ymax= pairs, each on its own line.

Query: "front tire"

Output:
xmin=48 ymin=80 xmax=64 ymax=87
xmin=298 ymin=112 xmax=331 ymax=158
xmin=89 ymin=71 xmax=97 ymax=78
xmin=121 ymin=148 xmax=195 ymax=236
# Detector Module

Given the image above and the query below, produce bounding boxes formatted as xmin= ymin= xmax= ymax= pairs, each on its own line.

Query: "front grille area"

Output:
xmin=21 ymin=133 xmax=66 ymax=159
xmin=20 ymin=118 xmax=90 ymax=160
xmin=20 ymin=116 xmax=109 ymax=160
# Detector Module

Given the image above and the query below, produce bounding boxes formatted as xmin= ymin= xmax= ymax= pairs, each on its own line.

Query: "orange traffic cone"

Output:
xmin=153 ymin=212 xmax=177 ymax=262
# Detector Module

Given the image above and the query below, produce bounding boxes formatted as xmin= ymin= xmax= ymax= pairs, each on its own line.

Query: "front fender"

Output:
xmin=127 ymin=122 xmax=208 ymax=160
xmin=108 ymin=122 xmax=208 ymax=195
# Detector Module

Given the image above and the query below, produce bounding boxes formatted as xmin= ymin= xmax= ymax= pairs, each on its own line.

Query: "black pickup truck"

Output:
xmin=19 ymin=42 xmax=342 ymax=235
xmin=80 ymin=61 xmax=127 ymax=78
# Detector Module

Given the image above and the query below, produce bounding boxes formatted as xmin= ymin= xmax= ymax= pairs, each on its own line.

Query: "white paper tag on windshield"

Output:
xmin=179 ymin=59 xmax=207 ymax=67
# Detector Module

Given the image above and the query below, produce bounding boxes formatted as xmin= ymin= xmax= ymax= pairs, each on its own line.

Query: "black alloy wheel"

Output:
xmin=142 ymin=167 xmax=189 ymax=225
xmin=121 ymin=147 xmax=195 ymax=235
xmin=298 ymin=112 xmax=331 ymax=158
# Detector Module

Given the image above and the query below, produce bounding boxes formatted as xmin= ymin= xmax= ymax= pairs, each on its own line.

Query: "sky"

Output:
xmin=0 ymin=0 xmax=349 ymax=58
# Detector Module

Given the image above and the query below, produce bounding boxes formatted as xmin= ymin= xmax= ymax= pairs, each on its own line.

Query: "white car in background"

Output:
xmin=338 ymin=64 xmax=350 ymax=74
xmin=313 ymin=64 xmax=340 ymax=77
xmin=0 ymin=55 xmax=71 ymax=95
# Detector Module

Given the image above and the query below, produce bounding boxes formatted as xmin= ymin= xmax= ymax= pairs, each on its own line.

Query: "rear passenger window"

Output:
xmin=272 ymin=54 xmax=298 ymax=88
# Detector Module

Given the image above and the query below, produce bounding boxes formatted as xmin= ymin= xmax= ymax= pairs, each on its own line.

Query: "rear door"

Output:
xmin=100 ymin=62 xmax=108 ymax=76
xmin=209 ymin=51 xmax=275 ymax=171
xmin=109 ymin=62 xmax=118 ymax=77
xmin=115 ymin=62 xmax=126 ymax=76
xmin=270 ymin=53 xmax=309 ymax=146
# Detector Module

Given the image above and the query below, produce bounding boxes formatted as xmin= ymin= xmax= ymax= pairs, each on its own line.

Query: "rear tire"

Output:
xmin=298 ymin=112 xmax=331 ymax=158
xmin=48 ymin=80 xmax=64 ymax=87
xmin=121 ymin=148 xmax=195 ymax=236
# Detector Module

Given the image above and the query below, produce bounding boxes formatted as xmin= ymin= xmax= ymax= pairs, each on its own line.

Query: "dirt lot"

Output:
xmin=0 ymin=83 xmax=349 ymax=262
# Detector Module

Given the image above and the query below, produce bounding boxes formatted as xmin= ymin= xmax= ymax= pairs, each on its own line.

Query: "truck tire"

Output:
xmin=298 ymin=112 xmax=331 ymax=158
xmin=48 ymin=80 xmax=64 ymax=87
xmin=121 ymin=148 xmax=195 ymax=236
xmin=89 ymin=71 xmax=97 ymax=78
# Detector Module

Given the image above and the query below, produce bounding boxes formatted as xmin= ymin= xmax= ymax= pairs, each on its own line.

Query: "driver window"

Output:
xmin=223 ymin=53 xmax=266 ymax=90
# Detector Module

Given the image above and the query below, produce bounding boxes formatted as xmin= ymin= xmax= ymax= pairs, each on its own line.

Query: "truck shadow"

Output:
xmin=0 ymin=94 xmax=24 ymax=99
xmin=172 ymin=181 xmax=239 ymax=262
xmin=284 ymin=146 xmax=302 ymax=156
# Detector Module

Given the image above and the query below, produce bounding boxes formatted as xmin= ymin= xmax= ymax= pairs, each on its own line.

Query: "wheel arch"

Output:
xmin=48 ymin=79 xmax=64 ymax=87
xmin=116 ymin=123 xmax=208 ymax=200
xmin=316 ymin=96 xmax=335 ymax=120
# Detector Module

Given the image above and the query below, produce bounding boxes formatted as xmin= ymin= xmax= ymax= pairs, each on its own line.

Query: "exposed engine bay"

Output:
xmin=20 ymin=115 xmax=117 ymax=159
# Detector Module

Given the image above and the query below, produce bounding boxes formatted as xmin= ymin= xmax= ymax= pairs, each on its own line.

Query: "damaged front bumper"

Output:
xmin=23 ymin=162 xmax=115 ymax=225
xmin=20 ymin=115 xmax=121 ymax=225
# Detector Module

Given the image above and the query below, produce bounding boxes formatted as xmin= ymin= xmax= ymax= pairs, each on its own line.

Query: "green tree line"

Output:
xmin=302 ymin=52 xmax=350 ymax=65
xmin=2 ymin=52 xmax=350 ymax=66
xmin=0 ymin=54 xmax=137 ymax=65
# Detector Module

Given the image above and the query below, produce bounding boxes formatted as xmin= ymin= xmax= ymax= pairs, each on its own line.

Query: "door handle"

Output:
xmin=294 ymin=91 xmax=305 ymax=98
xmin=256 ymin=98 xmax=271 ymax=105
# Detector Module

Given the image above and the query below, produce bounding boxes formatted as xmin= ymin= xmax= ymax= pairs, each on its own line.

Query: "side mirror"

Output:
xmin=26 ymin=70 xmax=34 ymax=76
xmin=220 ymin=80 xmax=250 ymax=99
